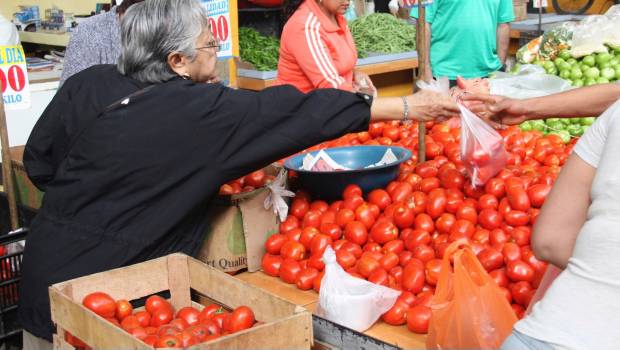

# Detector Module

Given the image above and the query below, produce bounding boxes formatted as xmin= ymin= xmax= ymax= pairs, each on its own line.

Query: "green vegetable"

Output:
xmin=581 ymin=117 xmax=595 ymax=126
xmin=530 ymin=120 xmax=547 ymax=132
xmin=350 ymin=14 xmax=416 ymax=58
xmin=567 ymin=124 xmax=584 ymax=137
xmin=519 ymin=121 xmax=533 ymax=131
xmin=239 ymin=27 xmax=280 ymax=71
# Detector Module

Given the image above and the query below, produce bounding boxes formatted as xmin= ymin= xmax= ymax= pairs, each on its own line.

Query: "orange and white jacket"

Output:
xmin=275 ymin=0 xmax=358 ymax=93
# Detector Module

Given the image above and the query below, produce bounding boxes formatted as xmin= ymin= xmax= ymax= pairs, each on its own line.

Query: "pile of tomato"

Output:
xmin=261 ymin=120 xmax=575 ymax=334
xmin=219 ymin=169 xmax=275 ymax=195
xmin=68 ymin=292 xmax=257 ymax=349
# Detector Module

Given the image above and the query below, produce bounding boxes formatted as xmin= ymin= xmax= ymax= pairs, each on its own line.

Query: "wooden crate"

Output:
xmin=49 ymin=253 xmax=313 ymax=349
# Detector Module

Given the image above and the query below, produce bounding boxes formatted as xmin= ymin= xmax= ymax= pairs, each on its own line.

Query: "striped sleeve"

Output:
xmin=288 ymin=13 xmax=353 ymax=91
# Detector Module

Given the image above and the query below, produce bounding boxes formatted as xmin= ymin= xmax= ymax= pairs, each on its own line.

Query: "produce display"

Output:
xmin=68 ymin=292 xmax=257 ymax=349
xmin=262 ymin=120 xmax=574 ymax=334
xmin=519 ymin=117 xmax=595 ymax=141
xmin=349 ymin=13 xmax=416 ymax=58
xmin=218 ymin=169 xmax=275 ymax=195
xmin=238 ymin=27 xmax=280 ymax=71
xmin=532 ymin=46 xmax=620 ymax=86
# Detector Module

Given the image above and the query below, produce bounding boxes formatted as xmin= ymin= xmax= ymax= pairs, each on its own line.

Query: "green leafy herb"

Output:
xmin=350 ymin=13 xmax=416 ymax=58
xmin=239 ymin=27 xmax=280 ymax=71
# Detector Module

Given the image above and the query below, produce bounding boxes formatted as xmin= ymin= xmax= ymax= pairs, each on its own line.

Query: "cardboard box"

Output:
xmin=50 ymin=253 xmax=313 ymax=349
xmin=8 ymin=146 xmax=43 ymax=210
xmin=197 ymin=166 xmax=285 ymax=273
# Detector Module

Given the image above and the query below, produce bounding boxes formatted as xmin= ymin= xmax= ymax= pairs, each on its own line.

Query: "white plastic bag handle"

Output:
xmin=263 ymin=170 xmax=295 ymax=222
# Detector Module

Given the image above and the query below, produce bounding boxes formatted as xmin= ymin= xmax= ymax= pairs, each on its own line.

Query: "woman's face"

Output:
xmin=320 ymin=0 xmax=350 ymax=16
xmin=184 ymin=27 xmax=219 ymax=83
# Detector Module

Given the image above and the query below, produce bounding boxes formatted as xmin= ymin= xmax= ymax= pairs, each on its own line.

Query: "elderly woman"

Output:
xmin=18 ymin=0 xmax=458 ymax=347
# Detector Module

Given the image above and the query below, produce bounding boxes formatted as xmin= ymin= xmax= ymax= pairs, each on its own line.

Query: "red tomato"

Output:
xmin=336 ymin=249 xmax=356 ymax=268
xmin=397 ymin=291 xmax=416 ymax=306
xmin=311 ymin=200 xmax=329 ymax=213
xmin=407 ymin=305 xmax=431 ymax=334
xmin=280 ymin=258 xmax=302 ymax=284
xmin=299 ymin=227 xmax=320 ymax=250
xmin=265 ymin=234 xmax=287 ymax=255
xmin=134 ymin=311 xmax=151 ymax=328
xmin=393 ymin=203 xmax=415 ymax=229
xmin=364 ymin=242 xmax=382 ymax=253
xmin=477 ymin=248 xmax=504 ymax=271
xmin=121 ymin=315 xmax=141 ymax=331
xmin=280 ymin=240 xmax=306 ymax=261
xmin=155 ymin=335 xmax=183 ymax=348
xmin=502 ymin=242 xmax=522 ymax=264
xmin=344 ymin=221 xmax=368 ymax=246
xmin=343 ymin=196 xmax=365 ymax=211
xmin=415 ymin=163 xmax=438 ymax=178
xmin=478 ymin=194 xmax=499 ymax=210
xmin=456 ymin=205 xmax=478 ymax=225
xmin=402 ymin=259 xmax=425 ymax=293
xmin=355 ymin=205 xmax=377 ymax=230
xmin=211 ymin=311 xmax=229 ymax=330
xmin=426 ymin=189 xmax=447 ymax=219
xmin=319 ymin=223 xmax=341 ymax=241
xmin=310 ymin=234 xmax=333 ymax=256
xmin=506 ymin=260 xmax=535 ymax=282
xmin=407 ymin=192 xmax=428 ymax=215
xmin=484 ymin=178 xmax=506 ymax=198
xmin=382 ymin=299 xmax=409 ymax=325
xmin=449 ymin=219 xmax=475 ymax=240
xmin=296 ymin=268 xmax=320 ymax=290
xmin=439 ymin=169 xmax=465 ymax=190
xmin=368 ymin=189 xmax=392 ymax=210
xmin=511 ymin=227 xmax=531 ymax=246
xmin=83 ymin=292 xmax=116 ymax=318
xmin=336 ymin=209 xmax=355 ymax=228
xmin=527 ymin=184 xmax=551 ymax=208
xmin=506 ymin=187 xmax=531 ymax=211
xmin=490 ymin=228 xmax=510 ymax=247
xmin=510 ymin=281 xmax=534 ymax=307
xmin=434 ymin=213 xmax=455 ymax=235
xmin=522 ymin=250 xmax=547 ymax=274
xmin=261 ymin=253 xmax=282 ymax=277
xmin=284 ymin=228 xmax=302 ymax=242
xmin=313 ymin=271 xmax=325 ymax=292
xmin=343 ymin=184 xmax=363 ymax=199
xmin=412 ymin=244 xmax=435 ymax=264
xmin=370 ymin=221 xmax=399 ymax=244
xmin=368 ymin=268 xmax=389 ymax=286
xmin=405 ymin=229 xmax=432 ymax=251
xmin=505 ymin=211 xmax=530 ymax=226
xmin=342 ymin=241 xmax=363 ymax=259
xmin=290 ymin=199 xmax=310 ymax=220
xmin=478 ymin=209 xmax=501 ymax=230
xmin=489 ymin=268 xmax=509 ymax=288
xmin=383 ymin=239 xmax=405 ymax=254
xmin=472 ymin=228 xmax=490 ymax=244
xmin=151 ymin=306 xmax=174 ymax=327
xmin=425 ymin=259 xmax=442 ymax=286
xmin=175 ymin=307 xmax=200 ymax=327
xmin=115 ymin=299 xmax=133 ymax=321
xmin=380 ymin=252 xmax=400 ymax=271
xmin=357 ymin=256 xmax=381 ymax=278
xmin=419 ymin=177 xmax=440 ymax=193
xmin=302 ymin=210 xmax=322 ymax=228
xmin=391 ymin=182 xmax=414 ymax=203
xmin=414 ymin=213 xmax=435 ymax=233
xmin=245 ymin=170 xmax=266 ymax=188
xmin=398 ymin=251 xmax=414 ymax=267
xmin=169 ymin=318 xmax=189 ymax=331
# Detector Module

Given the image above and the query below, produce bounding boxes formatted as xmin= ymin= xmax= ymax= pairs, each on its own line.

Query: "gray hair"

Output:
xmin=117 ymin=0 xmax=210 ymax=83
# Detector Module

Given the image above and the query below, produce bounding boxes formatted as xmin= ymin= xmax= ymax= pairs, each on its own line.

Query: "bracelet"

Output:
xmin=401 ymin=97 xmax=409 ymax=122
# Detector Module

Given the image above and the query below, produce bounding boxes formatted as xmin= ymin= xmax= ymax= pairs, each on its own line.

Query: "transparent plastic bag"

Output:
xmin=517 ymin=36 xmax=542 ymax=64
xmin=417 ymin=77 xmax=461 ymax=128
xmin=605 ymin=5 xmax=620 ymax=47
xmin=489 ymin=64 xmax=573 ymax=99
xmin=539 ymin=22 xmax=576 ymax=60
xmin=427 ymin=242 xmax=518 ymax=350
xmin=316 ymin=246 xmax=400 ymax=332
xmin=459 ymin=103 xmax=507 ymax=186
xmin=571 ymin=16 xmax=611 ymax=57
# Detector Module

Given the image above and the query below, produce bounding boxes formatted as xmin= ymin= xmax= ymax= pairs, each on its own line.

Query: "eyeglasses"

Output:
xmin=196 ymin=40 xmax=221 ymax=52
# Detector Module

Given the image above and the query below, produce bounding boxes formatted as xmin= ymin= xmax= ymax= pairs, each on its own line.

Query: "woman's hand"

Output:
xmin=353 ymin=71 xmax=377 ymax=97
xmin=407 ymin=90 xmax=461 ymax=122
xmin=461 ymin=93 xmax=531 ymax=126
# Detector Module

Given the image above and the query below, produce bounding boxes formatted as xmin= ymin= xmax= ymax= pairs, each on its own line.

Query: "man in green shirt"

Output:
xmin=411 ymin=0 xmax=514 ymax=85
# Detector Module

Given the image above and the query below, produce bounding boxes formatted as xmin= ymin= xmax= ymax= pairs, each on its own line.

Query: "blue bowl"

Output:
xmin=284 ymin=146 xmax=412 ymax=200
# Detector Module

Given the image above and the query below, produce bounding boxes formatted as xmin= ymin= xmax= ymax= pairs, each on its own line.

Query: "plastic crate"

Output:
xmin=0 ymin=229 xmax=27 ymax=344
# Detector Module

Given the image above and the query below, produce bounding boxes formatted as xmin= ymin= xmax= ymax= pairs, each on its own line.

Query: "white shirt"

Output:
xmin=0 ymin=13 xmax=19 ymax=46
xmin=515 ymin=98 xmax=620 ymax=350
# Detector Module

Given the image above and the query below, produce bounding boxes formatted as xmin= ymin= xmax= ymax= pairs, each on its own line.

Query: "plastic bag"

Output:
xmin=263 ymin=170 xmax=295 ymax=222
xmin=517 ymin=36 xmax=542 ymax=64
xmin=427 ymin=242 xmax=517 ymax=350
xmin=525 ymin=265 xmax=563 ymax=315
xmin=417 ymin=77 xmax=460 ymax=128
xmin=605 ymin=5 xmax=620 ymax=48
xmin=539 ymin=22 xmax=576 ymax=60
xmin=489 ymin=64 xmax=573 ymax=99
xmin=316 ymin=246 xmax=400 ymax=332
xmin=459 ymin=103 xmax=507 ymax=186
xmin=571 ymin=16 xmax=611 ymax=57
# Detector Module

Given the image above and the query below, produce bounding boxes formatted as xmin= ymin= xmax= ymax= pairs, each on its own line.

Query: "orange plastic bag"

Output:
xmin=427 ymin=242 xmax=517 ymax=350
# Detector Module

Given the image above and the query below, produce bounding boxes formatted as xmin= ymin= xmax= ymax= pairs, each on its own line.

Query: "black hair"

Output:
xmin=283 ymin=0 xmax=305 ymax=23
xmin=115 ymin=0 xmax=146 ymax=15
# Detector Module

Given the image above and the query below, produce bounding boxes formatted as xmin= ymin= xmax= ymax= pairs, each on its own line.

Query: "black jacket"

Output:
xmin=18 ymin=64 xmax=371 ymax=340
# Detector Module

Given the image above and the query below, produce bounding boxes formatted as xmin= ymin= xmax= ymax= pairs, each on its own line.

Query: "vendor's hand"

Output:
xmin=353 ymin=71 xmax=377 ymax=97
xmin=461 ymin=94 xmax=530 ymax=127
xmin=407 ymin=90 xmax=460 ymax=122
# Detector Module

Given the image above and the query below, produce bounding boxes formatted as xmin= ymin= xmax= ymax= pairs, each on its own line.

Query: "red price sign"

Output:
xmin=0 ymin=65 xmax=26 ymax=93
xmin=209 ymin=15 xmax=229 ymax=42
xmin=1 ymin=45 xmax=31 ymax=110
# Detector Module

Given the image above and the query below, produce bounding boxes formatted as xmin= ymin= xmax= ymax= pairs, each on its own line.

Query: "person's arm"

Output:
xmin=462 ymin=84 xmax=620 ymax=125
xmin=531 ymin=153 xmax=595 ymax=268
xmin=496 ymin=23 xmax=510 ymax=65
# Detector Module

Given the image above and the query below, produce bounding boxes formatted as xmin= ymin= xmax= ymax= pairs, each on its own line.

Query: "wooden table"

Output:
xmin=235 ymin=271 xmax=427 ymax=350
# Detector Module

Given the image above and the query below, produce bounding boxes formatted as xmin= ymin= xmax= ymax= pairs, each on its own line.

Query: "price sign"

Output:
xmin=533 ymin=0 xmax=547 ymax=8
xmin=201 ymin=0 xmax=233 ymax=59
xmin=0 ymin=46 xmax=30 ymax=110
xmin=399 ymin=0 xmax=432 ymax=8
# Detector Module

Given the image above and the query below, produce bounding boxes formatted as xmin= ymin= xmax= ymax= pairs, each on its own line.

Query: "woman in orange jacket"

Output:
xmin=276 ymin=0 xmax=376 ymax=95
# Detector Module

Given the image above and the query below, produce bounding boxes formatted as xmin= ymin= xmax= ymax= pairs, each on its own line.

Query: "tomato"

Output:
xmin=158 ymin=324 xmax=180 ymax=337
xmin=295 ymin=267 xmax=319 ymax=290
xmin=310 ymin=234 xmax=332 ymax=256
xmin=449 ymin=219 xmax=475 ymax=241
xmin=244 ymin=170 xmax=266 ymax=188
xmin=406 ymin=192 xmax=428 ymax=215
xmin=419 ymin=177 xmax=440 ymax=193
xmin=343 ymin=196 xmax=365 ymax=211
xmin=340 ymin=221 xmax=367 ymax=246
xmin=484 ymin=178 xmax=505 ymax=198
xmin=186 ymin=324 xmax=214 ymax=342
xmin=177 ymin=330 xmax=199 ymax=347
xmin=506 ymin=187 xmax=530 ymax=211
xmin=175 ymin=307 xmax=200 ymax=327
xmin=83 ymin=292 xmax=116 ymax=318
xmin=290 ymin=199 xmax=310 ymax=220
xmin=115 ymin=299 xmax=133 ymax=321
xmin=370 ymin=221 xmax=399 ymax=244
xmin=342 ymin=241 xmax=363 ymax=259
xmin=393 ymin=203 xmax=415 ymax=229
xmin=211 ymin=311 xmax=229 ymax=330
xmin=383 ymin=238 xmax=404 ymax=253
xmin=402 ymin=259 xmax=425 ymax=293
xmin=505 ymin=210 xmax=530 ymax=227
xmin=463 ymin=182 xmax=485 ymax=199
xmin=319 ymin=223 xmax=341 ymax=241
xmin=299 ymin=227 xmax=320 ymax=250
xmin=391 ymin=182 xmax=414 ymax=203
xmin=302 ymin=210 xmax=322 ymax=228
xmin=383 ymin=126 xmax=400 ymax=141
xmin=368 ymin=268 xmax=389 ymax=286
xmin=355 ymin=205 xmax=377 ymax=230
xmin=320 ymin=211 xmax=336 ymax=226
xmin=170 ymin=318 xmax=189 ymax=331
xmin=426 ymin=189 xmax=446 ymax=219
xmin=414 ymin=214 xmax=435 ymax=233
xmin=151 ymin=306 xmax=174 ymax=327
xmin=129 ymin=327 xmax=148 ymax=340
xmin=329 ymin=201 xmax=343 ymax=212
xmin=510 ymin=281 xmax=534 ymax=307
xmin=490 ymin=228 xmax=509 ymax=248
xmin=415 ymin=163 xmax=438 ymax=178
xmin=121 ymin=315 xmax=141 ymax=331
xmin=478 ymin=194 xmax=499 ymax=211
xmin=397 ymin=291 xmax=416 ymax=306
xmin=284 ymin=228 xmax=302 ymax=242
xmin=155 ymin=335 xmax=182 ymax=348
xmin=261 ymin=254 xmax=282 ymax=277
xmin=357 ymin=256 xmax=381 ymax=278
xmin=379 ymin=252 xmax=399 ymax=271
xmin=489 ymin=268 xmax=509 ymax=288
xmin=336 ymin=249 xmax=356 ymax=268
xmin=310 ymin=200 xmax=329 ymax=213
xmin=142 ymin=334 xmax=158 ymax=346
xmin=382 ymin=299 xmax=409 ymax=325
xmin=501 ymin=242 xmax=522 ymax=265
xmin=477 ymin=247 xmax=504 ymax=271
xmin=506 ymin=260 xmax=535 ymax=282
xmin=527 ymin=184 xmax=551 ymax=208
xmin=405 ymin=229 xmax=431 ymax=251
xmin=343 ymin=184 xmax=363 ymax=199
xmin=456 ymin=205 xmax=477 ymax=225
xmin=412 ymin=244 xmax=435 ymax=264
xmin=265 ymin=234 xmax=287 ymax=255
xmin=511 ymin=227 xmax=531 ymax=246
xmin=472 ymin=228 xmax=490 ymax=244
xmin=364 ymin=242 xmax=382 ymax=253
xmin=478 ymin=209 xmax=501 ymax=230
xmin=425 ymin=259 xmax=442 ymax=286
xmin=522 ymin=250 xmax=547 ymax=274
xmin=134 ymin=311 xmax=151 ymax=328
xmin=280 ymin=258 xmax=302 ymax=284
xmin=368 ymin=189 xmax=392 ymax=210
xmin=335 ymin=209 xmax=355 ymax=228
xmin=398 ymin=251 xmax=414 ymax=268
xmin=407 ymin=305 xmax=431 ymax=334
